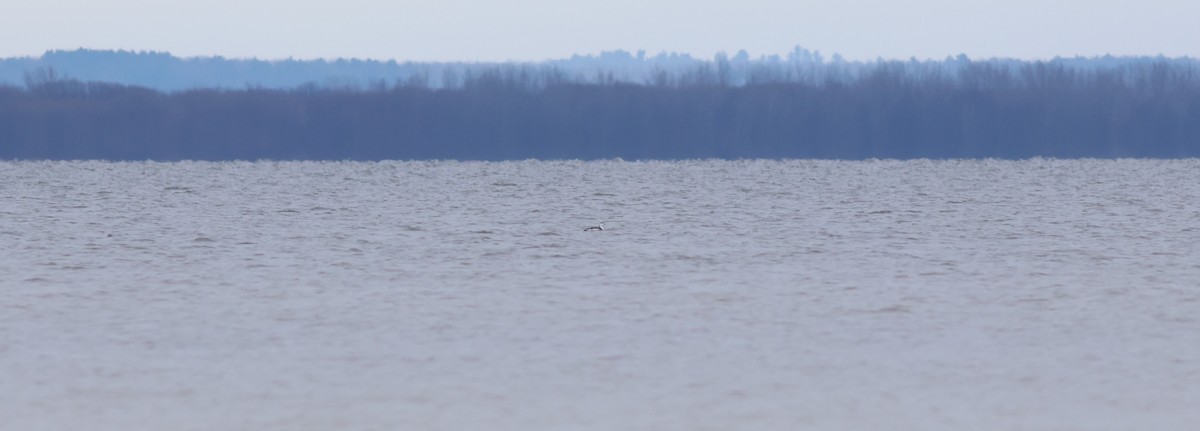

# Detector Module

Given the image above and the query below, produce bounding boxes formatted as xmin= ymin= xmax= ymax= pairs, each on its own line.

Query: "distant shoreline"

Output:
xmin=2 ymin=51 xmax=1197 ymax=161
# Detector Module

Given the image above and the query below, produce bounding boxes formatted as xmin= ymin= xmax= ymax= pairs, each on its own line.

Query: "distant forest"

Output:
xmin=1 ymin=49 xmax=1198 ymax=160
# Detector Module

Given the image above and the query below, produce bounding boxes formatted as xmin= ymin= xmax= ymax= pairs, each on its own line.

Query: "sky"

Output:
xmin=2 ymin=0 xmax=1198 ymax=62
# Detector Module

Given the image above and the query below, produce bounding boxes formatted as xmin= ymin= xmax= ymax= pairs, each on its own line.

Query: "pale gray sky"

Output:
xmin=2 ymin=0 xmax=1197 ymax=61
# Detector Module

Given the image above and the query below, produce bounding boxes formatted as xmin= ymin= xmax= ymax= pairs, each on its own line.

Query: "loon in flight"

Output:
xmin=584 ymin=222 xmax=606 ymax=231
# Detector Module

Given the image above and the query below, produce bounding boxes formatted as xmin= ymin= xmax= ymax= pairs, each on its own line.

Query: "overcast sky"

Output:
xmin=3 ymin=0 xmax=1197 ymax=61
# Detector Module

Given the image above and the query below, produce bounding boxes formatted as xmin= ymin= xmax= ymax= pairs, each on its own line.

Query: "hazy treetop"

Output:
xmin=2 ymin=48 xmax=1197 ymax=92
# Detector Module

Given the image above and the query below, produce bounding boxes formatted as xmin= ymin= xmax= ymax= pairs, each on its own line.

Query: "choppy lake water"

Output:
xmin=2 ymin=159 xmax=1199 ymax=430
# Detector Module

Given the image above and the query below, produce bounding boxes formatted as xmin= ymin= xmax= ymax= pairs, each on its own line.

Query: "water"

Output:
xmin=2 ymin=159 xmax=1199 ymax=430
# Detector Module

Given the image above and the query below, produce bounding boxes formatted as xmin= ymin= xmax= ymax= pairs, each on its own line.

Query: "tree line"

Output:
xmin=1 ymin=58 xmax=1198 ymax=160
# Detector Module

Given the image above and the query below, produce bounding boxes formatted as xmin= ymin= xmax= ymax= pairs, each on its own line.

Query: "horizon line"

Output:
xmin=4 ymin=47 xmax=1196 ymax=64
